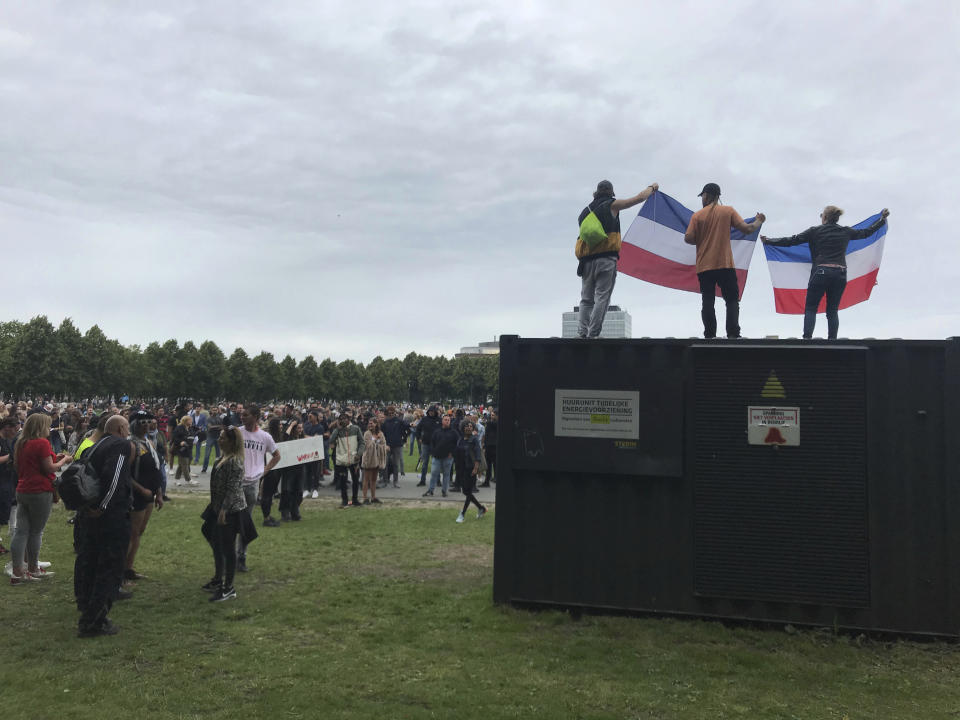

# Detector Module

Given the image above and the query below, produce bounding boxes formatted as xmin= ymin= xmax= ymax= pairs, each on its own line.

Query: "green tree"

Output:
xmin=318 ymin=358 xmax=340 ymax=400
xmin=337 ymin=359 xmax=368 ymax=402
xmin=54 ymin=318 xmax=85 ymax=397
xmin=226 ymin=348 xmax=256 ymax=400
xmin=196 ymin=341 xmax=227 ymax=401
xmin=298 ymin=355 xmax=320 ymax=400
xmin=10 ymin=316 xmax=59 ymax=396
xmin=278 ymin=354 xmax=302 ymax=401
xmin=251 ymin=352 xmax=278 ymax=400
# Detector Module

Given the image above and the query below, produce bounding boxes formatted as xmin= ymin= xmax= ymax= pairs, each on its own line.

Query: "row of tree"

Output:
xmin=0 ymin=316 xmax=499 ymax=405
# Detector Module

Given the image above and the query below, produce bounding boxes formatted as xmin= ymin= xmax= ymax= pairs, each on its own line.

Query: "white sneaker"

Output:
xmin=311 ymin=490 xmax=319 ymax=499
xmin=4 ymin=562 xmax=12 ymax=578
xmin=302 ymin=490 xmax=309 ymax=499
xmin=38 ymin=560 xmax=51 ymax=569
xmin=455 ymin=513 xmax=465 ymax=524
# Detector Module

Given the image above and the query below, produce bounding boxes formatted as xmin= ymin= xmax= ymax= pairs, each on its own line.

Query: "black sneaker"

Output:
xmin=422 ymin=490 xmax=434 ymax=497
xmin=201 ymin=578 xmax=222 ymax=592
xmin=210 ymin=586 xmax=237 ymax=603
xmin=237 ymin=557 xmax=248 ymax=573
xmin=115 ymin=589 xmax=133 ymax=601
xmin=263 ymin=516 xmax=281 ymax=527
xmin=416 ymin=480 xmax=425 ymax=487
xmin=441 ymin=490 xmax=448 ymax=497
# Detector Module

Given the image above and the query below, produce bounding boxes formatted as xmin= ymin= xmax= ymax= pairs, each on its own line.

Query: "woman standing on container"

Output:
xmin=761 ymin=206 xmax=889 ymax=339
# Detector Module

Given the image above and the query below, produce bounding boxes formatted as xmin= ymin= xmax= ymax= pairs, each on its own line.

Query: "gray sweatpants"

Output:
xmin=10 ymin=492 xmax=53 ymax=572
xmin=579 ymin=256 xmax=618 ymax=338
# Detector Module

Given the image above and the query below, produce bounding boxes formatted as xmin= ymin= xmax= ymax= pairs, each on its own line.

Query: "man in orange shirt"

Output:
xmin=684 ymin=183 xmax=765 ymax=339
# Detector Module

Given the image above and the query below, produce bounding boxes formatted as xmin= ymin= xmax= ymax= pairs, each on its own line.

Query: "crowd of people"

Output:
xmin=0 ymin=397 xmax=498 ymax=637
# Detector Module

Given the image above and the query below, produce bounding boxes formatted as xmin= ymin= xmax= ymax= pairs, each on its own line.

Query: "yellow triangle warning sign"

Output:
xmin=761 ymin=370 xmax=786 ymax=399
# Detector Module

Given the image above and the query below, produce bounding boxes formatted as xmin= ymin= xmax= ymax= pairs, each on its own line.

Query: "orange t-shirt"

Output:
xmin=686 ymin=204 xmax=744 ymax=273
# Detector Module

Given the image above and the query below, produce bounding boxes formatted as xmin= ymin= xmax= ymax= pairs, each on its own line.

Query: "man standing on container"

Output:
xmin=684 ymin=183 xmax=765 ymax=339
xmin=575 ymin=179 xmax=659 ymax=338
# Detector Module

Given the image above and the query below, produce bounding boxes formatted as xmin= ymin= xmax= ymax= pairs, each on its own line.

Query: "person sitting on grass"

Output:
xmin=455 ymin=421 xmax=487 ymax=524
xmin=201 ymin=426 xmax=256 ymax=603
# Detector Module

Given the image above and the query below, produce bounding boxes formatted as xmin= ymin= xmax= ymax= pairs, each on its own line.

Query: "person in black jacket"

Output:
xmin=415 ymin=405 xmax=441 ymax=487
xmin=380 ymin=405 xmax=409 ymax=489
xmin=76 ymin=415 xmax=134 ymax=638
xmin=762 ymin=206 xmax=890 ymax=339
xmin=423 ymin=414 xmax=459 ymax=498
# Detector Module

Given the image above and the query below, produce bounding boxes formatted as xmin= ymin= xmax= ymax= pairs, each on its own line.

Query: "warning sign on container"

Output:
xmin=555 ymin=389 xmax=640 ymax=439
xmin=748 ymin=406 xmax=800 ymax=446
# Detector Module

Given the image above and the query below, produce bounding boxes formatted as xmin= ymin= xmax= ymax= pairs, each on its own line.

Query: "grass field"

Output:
xmin=4 ymin=495 xmax=960 ymax=720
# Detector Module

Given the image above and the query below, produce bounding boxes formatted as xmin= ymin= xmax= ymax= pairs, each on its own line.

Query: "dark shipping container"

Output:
xmin=493 ymin=336 xmax=960 ymax=638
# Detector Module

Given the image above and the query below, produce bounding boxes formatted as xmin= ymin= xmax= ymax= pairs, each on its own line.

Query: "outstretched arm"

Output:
xmin=610 ymin=183 xmax=659 ymax=214
xmin=734 ymin=212 xmax=765 ymax=235
xmin=848 ymin=208 xmax=890 ymax=240
xmin=761 ymin=226 xmax=817 ymax=246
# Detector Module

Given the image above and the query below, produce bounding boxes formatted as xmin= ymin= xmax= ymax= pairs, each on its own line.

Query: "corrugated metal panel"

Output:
xmin=692 ymin=345 xmax=869 ymax=607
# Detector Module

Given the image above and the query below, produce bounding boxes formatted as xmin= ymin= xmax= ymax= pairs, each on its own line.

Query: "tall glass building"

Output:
xmin=561 ymin=306 xmax=632 ymax=339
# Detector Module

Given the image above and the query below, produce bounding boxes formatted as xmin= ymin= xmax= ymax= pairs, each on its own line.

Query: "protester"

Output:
xmin=455 ymin=421 xmax=487 ymax=523
xmin=424 ymin=414 xmax=459 ymax=498
xmin=9 ymin=413 xmax=71 ymax=585
xmin=124 ymin=410 xmax=164 ymax=583
xmin=684 ymin=182 xmax=765 ymax=339
xmin=240 ymin=405 xmax=281 ymax=555
xmin=201 ymin=426 xmax=255 ymax=603
xmin=761 ymin=206 xmax=890 ymax=339
xmin=259 ymin=416 xmax=285 ymax=526
xmin=302 ymin=411 xmax=323 ymax=498
xmin=200 ymin=405 xmax=223 ymax=473
xmin=147 ymin=417 xmax=171 ymax=501
xmin=0 ymin=417 xmax=20 ymax=555
xmin=278 ymin=419 xmax=305 ymax=522
xmin=415 ymin=405 xmax=441 ymax=487
xmin=75 ymin=415 xmax=133 ymax=637
xmin=381 ymin=405 xmax=408 ymax=489
xmin=329 ymin=414 xmax=364 ymax=508
xmin=171 ymin=415 xmax=197 ymax=485
xmin=481 ymin=410 xmax=497 ymax=487
xmin=575 ymin=180 xmax=659 ymax=338
xmin=361 ymin=418 xmax=388 ymax=505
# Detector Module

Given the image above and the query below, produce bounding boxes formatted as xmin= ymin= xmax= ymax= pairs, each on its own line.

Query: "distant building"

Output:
xmin=561 ymin=306 xmax=632 ymax=339
xmin=456 ymin=340 xmax=500 ymax=359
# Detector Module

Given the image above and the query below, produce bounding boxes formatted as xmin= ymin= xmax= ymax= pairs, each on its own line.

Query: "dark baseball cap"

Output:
xmin=698 ymin=182 xmax=721 ymax=197
xmin=595 ymin=179 xmax=614 ymax=195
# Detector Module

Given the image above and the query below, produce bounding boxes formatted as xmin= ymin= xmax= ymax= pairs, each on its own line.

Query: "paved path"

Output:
xmin=166 ymin=458 xmax=498 ymax=507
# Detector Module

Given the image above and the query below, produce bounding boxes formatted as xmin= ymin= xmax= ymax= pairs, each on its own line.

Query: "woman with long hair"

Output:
xmin=201 ymin=426 xmax=254 ymax=602
xmin=171 ymin=414 xmax=196 ymax=485
xmin=455 ymin=421 xmax=487 ymax=524
xmin=124 ymin=411 xmax=164 ymax=582
xmin=10 ymin=413 xmax=72 ymax=584
xmin=361 ymin=418 xmax=388 ymax=505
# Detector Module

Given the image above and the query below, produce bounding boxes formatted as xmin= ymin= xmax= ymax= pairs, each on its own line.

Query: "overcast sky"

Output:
xmin=2 ymin=1 xmax=957 ymax=363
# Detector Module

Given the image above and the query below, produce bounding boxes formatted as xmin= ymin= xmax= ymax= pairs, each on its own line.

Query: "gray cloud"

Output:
xmin=1 ymin=1 xmax=957 ymax=364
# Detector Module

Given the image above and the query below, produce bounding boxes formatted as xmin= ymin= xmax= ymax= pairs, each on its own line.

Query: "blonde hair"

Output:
xmin=822 ymin=205 xmax=844 ymax=224
xmin=179 ymin=414 xmax=193 ymax=426
xmin=217 ymin=426 xmax=245 ymax=466
xmin=14 ymin=413 xmax=53 ymax=468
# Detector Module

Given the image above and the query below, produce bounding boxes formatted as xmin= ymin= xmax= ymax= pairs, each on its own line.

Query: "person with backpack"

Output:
xmin=75 ymin=415 xmax=134 ymax=637
xmin=575 ymin=180 xmax=658 ymax=338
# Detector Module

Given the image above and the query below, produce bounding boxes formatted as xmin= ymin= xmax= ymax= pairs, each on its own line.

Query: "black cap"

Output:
xmin=595 ymin=179 xmax=614 ymax=196
xmin=698 ymin=182 xmax=721 ymax=197
xmin=130 ymin=410 xmax=156 ymax=422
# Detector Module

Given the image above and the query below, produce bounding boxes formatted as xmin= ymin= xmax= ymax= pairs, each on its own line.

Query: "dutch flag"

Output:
xmin=762 ymin=213 xmax=887 ymax=314
xmin=618 ymin=191 xmax=759 ymax=298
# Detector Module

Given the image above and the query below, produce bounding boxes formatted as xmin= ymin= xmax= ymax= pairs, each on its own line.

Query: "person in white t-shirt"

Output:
xmin=238 ymin=405 xmax=280 ymax=572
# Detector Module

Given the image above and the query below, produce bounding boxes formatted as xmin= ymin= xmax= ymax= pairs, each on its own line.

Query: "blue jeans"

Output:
xmin=201 ymin=437 xmax=221 ymax=471
xmin=193 ymin=434 xmax=207 ymax=462
xmin=803 ymin=266 xmax=847 ymax=339
xmin=428 ymin=456 xmax=454 ymax=494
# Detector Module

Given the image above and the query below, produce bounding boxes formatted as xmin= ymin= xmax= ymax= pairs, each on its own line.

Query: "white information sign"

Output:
xmin=748 ymin=406 xmax=800 ymax=446
xmin=555 ymin=389 xmax=640 ymax=439
xmin=273 ymin=436 xmax=325 ymax=470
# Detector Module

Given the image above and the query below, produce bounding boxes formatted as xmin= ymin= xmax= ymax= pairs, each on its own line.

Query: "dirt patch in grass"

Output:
xmin=352 ymin=543 xmax=493 ymax=587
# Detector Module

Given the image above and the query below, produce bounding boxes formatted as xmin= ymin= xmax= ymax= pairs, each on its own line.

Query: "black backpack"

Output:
xmin=55 ymin=439 xmax=107 ymax=511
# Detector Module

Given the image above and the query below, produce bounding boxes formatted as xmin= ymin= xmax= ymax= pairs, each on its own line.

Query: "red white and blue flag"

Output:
xmin=617 ymin=190 xmax=759 ymax=299
xmin=762 ymin=213 xmax=887 ymax=314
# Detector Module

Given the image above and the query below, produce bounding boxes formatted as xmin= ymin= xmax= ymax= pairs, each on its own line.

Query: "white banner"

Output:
xmin=273 ymin=436 xmax=325 ymax=470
